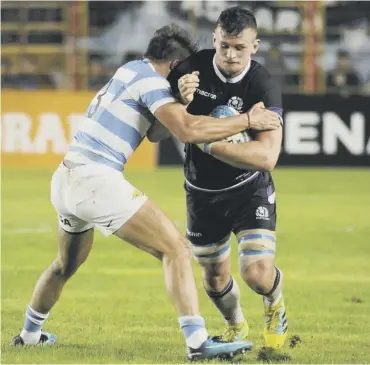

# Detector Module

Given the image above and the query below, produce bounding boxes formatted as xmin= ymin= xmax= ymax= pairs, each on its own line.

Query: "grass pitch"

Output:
xmin=2 ymin=167 xmax=370 ymax=364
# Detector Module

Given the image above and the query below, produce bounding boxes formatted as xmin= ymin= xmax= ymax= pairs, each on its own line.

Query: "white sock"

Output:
xmin=185 ymin=327 xmax=208 ymax=349
xmin=179 ymin=315 xmax=209 ymax=349
xmin=20 ymin=304 xmax=49 ymax=344
xmin=264 ymin=267 xmax=283 ymax=306
xmin=20 ymin=329 xmax=41 ymax=344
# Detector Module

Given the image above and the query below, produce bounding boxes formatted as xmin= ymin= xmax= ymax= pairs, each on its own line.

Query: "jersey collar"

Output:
xmin=143 ymin=58 xmax=156 ymax=72
xmin=212 ymin=54 xmax=251 ymax=83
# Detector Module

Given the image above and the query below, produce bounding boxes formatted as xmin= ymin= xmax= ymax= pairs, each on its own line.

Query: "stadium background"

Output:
xmin=2 ymin=1 xmax=370 ymax=364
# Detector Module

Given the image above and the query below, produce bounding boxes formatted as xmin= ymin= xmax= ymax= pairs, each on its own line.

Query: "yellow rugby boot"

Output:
xmin=221 ymin=320 xmax=249 ymax=342
xmin=263 ymin=295 xmax=288 ymax=349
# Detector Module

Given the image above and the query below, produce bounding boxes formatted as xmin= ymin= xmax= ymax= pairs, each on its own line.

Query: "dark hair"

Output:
xmin=144 ymin=23 xmax=199 ymax=62
xmin=217 ymin=7 xmax=257 ymax=36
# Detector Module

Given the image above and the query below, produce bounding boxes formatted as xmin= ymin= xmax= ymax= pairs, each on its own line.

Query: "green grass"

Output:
xmin=2 ymin=167 xmax=370 ymax=364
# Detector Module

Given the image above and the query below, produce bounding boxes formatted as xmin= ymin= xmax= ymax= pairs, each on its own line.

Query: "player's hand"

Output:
xmin=247 ymin=102 xmax=281 ymax=130
xmin=178 ymin=71 xmax=199 ymax=104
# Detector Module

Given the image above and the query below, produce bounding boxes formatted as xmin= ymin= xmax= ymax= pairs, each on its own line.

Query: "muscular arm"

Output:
xmin=206 ymin=71 xmax=284 ymax=171
xmin=154 ymin=102 xmax=251 ymax=144
xmin=151 ymin=59 xmax=280 ymax=144
xmin=208 ymin=126 xmax=282 ymax=172
xmin=146 ymin=120 xmax=171 ymax=143
xmin=140 ymin=68 xmax=250 ymax=144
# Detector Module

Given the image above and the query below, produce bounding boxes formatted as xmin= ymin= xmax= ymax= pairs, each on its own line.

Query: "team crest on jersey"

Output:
xmin=228 ymin=96 xmax=243 ymax=112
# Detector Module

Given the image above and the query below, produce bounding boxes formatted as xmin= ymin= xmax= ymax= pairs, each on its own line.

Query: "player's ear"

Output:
xmin=252 ymin=38 xmax=260 ymax=54
xmin=170 ymin=59 xmax=180 ymax=70
xmin=212 ymin=32 xmax=216 ymax=48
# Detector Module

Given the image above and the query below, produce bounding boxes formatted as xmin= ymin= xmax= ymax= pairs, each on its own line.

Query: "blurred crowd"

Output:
xmin=2 ymin=0 xmax=370 ymax=95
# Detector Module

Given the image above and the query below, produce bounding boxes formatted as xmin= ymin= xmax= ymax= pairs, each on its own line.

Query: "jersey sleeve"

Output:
xmin=167 ymin=58 xmax=193 ymax=98
xmin=262 ymin=84 xmax=283 ymax=123
xmin=256 ymin=72 xmax=284 ymax=123
xmin=139 ymin=76 xmax=176 ymax=114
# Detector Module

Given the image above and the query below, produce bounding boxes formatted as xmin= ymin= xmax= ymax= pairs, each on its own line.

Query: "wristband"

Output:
xmin=196 ymin=142 xmax=213 ymax=154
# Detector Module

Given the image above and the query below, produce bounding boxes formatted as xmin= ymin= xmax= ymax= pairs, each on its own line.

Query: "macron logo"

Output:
xmin=195 ymin=88 xmax=216 ymax=100
xmin=186 ymin=229 xmax=203 ymax=237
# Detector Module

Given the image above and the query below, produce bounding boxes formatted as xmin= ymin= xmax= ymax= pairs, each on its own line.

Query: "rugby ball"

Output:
xmin=210 ymin=105 xmax=251 ymax=143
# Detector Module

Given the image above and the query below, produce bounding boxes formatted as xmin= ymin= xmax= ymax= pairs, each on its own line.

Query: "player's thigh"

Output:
xmin=50 ymin=164 xmax=94 ymax=275
xmin=55 ymin=227 xmax=94 ymax=275
xmin=192 ymin=233 xmax=232 ymax=290
xmin=114 ymin=199 xmax=190 ymax=259
xmin=186 ymin=187 xmax=232 ymax=266
xmin=231 ymin=181 xmax=277 ymax=269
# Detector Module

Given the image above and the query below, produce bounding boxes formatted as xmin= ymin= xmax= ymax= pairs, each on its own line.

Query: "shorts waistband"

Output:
xmin=185 ymin=171 xmax=261 ymax=193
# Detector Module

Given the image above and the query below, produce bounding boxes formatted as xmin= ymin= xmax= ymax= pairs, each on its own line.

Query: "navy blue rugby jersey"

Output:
xmin=168 ymin=49 xmax=283 ymax=192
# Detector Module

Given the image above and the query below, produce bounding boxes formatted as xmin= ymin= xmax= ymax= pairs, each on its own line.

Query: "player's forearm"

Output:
xmin=183 ymin=114 xmax=250 ymax=144
xmin=176 ymin=92 xmax=190 ymax=108
xmin=147 ymin=121 xmax=172 ymax=143
xmin=209 ymin=141 xmax=278 ymax=172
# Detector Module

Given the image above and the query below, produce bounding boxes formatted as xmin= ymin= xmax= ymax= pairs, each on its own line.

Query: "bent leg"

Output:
xmin=193 ymin=235 xmax=248 ymax=341
xmin=115 ymin=199 xmax=253 ymax=356
xmin=185 ymin=186 xmax=247 ymax=341
xmin=114 ymin=199 xmax=199 ymax=317
xmin=17 ymin=227 xmax=94 ymax=345
xmin=31 ymin=227 xmax=94 ymax=313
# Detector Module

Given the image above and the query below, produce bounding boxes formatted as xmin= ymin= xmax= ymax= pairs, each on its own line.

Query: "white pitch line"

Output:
xmin=3 ymin=226 xmax=52 ymax=234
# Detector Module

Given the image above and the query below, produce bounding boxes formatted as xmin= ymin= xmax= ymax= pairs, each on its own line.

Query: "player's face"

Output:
xmin=213 ymin=26 xmax=259 ymax=78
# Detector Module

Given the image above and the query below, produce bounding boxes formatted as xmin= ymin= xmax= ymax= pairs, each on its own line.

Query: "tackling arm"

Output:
xmin=154 ymin=60 xmax=280 ymax=144
xmin=154 ymin=102 xmax=252 ymax=144
xmin=207 ymin=126 xmax=282 ymax=172
xmin=146 ymin=120 xmax=171 ymax=143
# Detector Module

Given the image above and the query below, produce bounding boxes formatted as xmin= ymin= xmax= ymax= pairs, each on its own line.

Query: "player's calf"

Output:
xmin=11 ymin=229 xmax=93 ymax=346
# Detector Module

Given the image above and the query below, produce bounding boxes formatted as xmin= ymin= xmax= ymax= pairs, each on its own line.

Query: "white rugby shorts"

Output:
xmin=51 ymin=163 xmax=148 ymax=236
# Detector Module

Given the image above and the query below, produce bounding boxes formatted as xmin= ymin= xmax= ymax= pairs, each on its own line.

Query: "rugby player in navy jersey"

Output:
xmin=167 ymin=7 xmax=288 ymax=355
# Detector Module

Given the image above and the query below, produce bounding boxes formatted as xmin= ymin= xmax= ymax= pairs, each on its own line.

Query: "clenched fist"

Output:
xmin=178 ymin=71 xmax=199 ymax=104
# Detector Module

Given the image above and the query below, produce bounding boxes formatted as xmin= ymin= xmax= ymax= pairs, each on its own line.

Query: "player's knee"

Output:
xmin=163 ymin=236 xmax=192 ymax=262
xmin=51 ymin=257 xmax=79 ymax=280
xmin=237 ymin=229 xmax=276 ymax=292
xmin=239 ymin=260 xmax=275 ymax=294
xmin=203 ymin=265 xmax=230 ymax=292
xmin=177 ymin=239 xmax=193 ymax=261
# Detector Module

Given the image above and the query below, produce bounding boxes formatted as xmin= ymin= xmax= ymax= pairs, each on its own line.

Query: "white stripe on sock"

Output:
xmin=186 ymin=328 xmax=208 ymax=349
xmin=27 ymin=305 xmax=49 ymax=320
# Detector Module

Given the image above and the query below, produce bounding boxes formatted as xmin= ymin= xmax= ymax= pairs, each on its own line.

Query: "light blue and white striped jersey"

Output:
xmin=64 ymin=59 xmax=176 ymax=171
